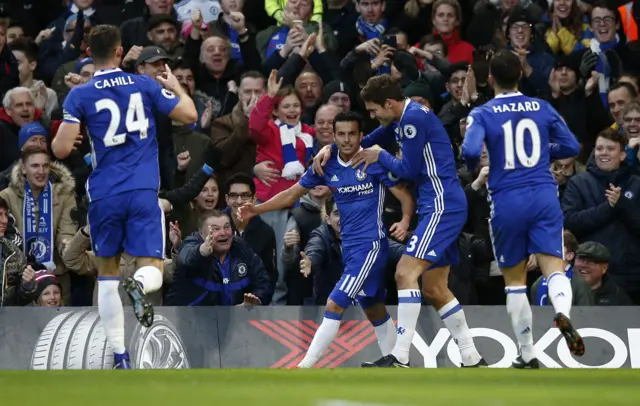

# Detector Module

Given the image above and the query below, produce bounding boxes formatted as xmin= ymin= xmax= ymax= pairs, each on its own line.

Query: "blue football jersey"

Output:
xmin=362 ymin=100 xmax=466 ymax=214
xmin=63 ymin=68 xmax=180 ymax=202
xmin=462 ymin=91 xmax=580 ymax=195
xmin=299 ymin=154 xmax=398 ymax=249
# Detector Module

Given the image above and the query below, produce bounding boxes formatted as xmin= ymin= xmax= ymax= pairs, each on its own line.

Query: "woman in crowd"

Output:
xmin=431 ymin=0 xmax=474 ymax=63
xmin=249 ymin=69 xmax=315 ymax=304
xmin=545 ymin=0 xmax=592 ymax=56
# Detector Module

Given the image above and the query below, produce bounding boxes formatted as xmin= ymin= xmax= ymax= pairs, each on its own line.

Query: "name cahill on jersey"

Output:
xmin=492 ymin=101 xmax=541 ymax=114
xmin=94 ymin=76 xmax=135 ymax=89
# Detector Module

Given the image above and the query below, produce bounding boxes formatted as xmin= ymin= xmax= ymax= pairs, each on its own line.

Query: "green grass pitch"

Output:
xmin=2 ymin=369 xmax=639 ymax=405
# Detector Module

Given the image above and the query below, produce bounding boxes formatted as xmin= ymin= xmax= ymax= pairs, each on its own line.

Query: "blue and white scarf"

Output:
xmin=266 ymin=26 xmax=290 ymax=60
xmin=23 ymin=181 xmax=54 ymax=268
xmin=590 ymin=35 xmax=619 ymax=107
xmin=276 ymin=119 xmax=313 ymax=180
xmin=536 ymin=264 xmax=573 ymax=306
xmin=356 ymin=16 xmax=389 ymax=74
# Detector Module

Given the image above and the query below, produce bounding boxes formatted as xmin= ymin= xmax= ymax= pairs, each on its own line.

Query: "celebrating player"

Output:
xmin=314 ymin=75 xmax=485 ymax=368
xmin=462 ymin=50 xmax=584 ymax=368
xmin=52 ymin=25 xmax=197 ymax=369
xmin=239 ymin=109 xmax=415 ymax=368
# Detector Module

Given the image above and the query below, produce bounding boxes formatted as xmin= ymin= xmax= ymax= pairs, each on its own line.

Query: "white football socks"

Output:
xmin=372 ymin=313 xmax=396 ymax=356
xmin=98 ymin=277 xmax=126 ymax=354
xmin=391 ymin=289 xmax=422 ymax=364
xmin=505 ymin=286 xmax=535 ymax=362
xmin=547 ymin=271 xmax=573 ymax=317
xmin=298 ymin=311 xmax=342 ymax=368
xmin=133 ymin=266 xmax=163 ymax=294
xmin=438 ymin=299 xmax=482 ymax=366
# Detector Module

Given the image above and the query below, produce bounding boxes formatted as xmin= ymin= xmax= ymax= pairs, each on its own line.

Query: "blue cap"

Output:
xmin=18 ymin=122 xmax=49 ymax=149
xmin=75 ymin=57 xmax=94 ymax=73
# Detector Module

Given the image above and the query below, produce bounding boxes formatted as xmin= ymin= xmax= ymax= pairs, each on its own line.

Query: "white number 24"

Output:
xmin=501 ymin=118 xmax=541 ymax=170
xmin=95 ymin=92 xmax=149 ymax=147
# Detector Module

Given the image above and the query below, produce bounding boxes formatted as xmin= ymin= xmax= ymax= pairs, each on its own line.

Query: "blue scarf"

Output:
xmin=227 ymin=25 xmax=243 ymax=63
xmin=536 ymin=265 xmax=573 ymax=305
xmin=356 ymin=16 xmax=390 ymax=74
xmin=23 ymin=181 xmax=54 ymax=268
xmin=266 ymin=26 xmax=290 ymax=60
xmin=276 ymin=119 xmax=314 ymax=180
xmin=590 ymin=35 xmax=619 ymax=107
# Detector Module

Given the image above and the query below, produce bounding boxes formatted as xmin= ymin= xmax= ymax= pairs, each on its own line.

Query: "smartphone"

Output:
xmin=382 ymin=34 xmax=397 ymax=49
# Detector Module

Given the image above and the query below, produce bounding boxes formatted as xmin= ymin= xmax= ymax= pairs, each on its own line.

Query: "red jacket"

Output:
xmin=439 ymin=30 xmax=474 ymax=64
xmin=249 ymin=95 xmax=315 ymax=202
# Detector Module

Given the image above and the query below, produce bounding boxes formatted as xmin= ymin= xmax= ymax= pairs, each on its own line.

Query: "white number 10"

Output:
xmin=501 ymin=118 xmax=541 ymax=170
xmin=95 ymin=92 xmax=149 ymax=147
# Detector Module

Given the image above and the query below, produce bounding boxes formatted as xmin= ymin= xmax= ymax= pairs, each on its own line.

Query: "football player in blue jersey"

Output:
xmin=315 ymin=75 xmax=486 ymax=368
xmin=52 ymin=25 xmax=197 ymax=369
xmin=462 ymin=50 xmax=584 ymax=368
xmin=239 ymin=109 xmax=415 ymax=368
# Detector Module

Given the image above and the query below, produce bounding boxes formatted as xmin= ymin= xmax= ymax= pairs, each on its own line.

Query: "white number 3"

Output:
xmin=95 ymin=92 xmax=149 ymax=147
xmin=406 ymin=235 xmax=418 ymax=253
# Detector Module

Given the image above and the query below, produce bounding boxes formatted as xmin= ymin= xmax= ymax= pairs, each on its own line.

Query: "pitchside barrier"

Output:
xmin=0 ymin=306 xmax=639 ymax=370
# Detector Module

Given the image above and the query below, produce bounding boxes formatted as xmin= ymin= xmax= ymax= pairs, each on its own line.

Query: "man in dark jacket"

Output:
xmin=562 ymin=129 xmax=640 ymax=303
xmin=167 ymin=209 xmax=273 ymax=306
xmin=572 ymin=241 xmax=633 ymax=306
xmin=224 ymin=173 xmax=277 ymax=289
xmin=120 ymin=0 xmax=178 ymax=55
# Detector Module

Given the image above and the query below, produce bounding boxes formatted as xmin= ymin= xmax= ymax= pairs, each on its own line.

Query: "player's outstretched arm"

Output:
xmin=361 ymin=124 xmax=395 ymax=149
xmin=547 ymin=103 xmax=581 ymax=160
xmin=52 ymin=122 xmax=83 ymax=159
xmin=461 ymin=112 xmax=486 ymax=172
xmin=238 ymin=183 xmax=309 ymax=220
xmin=158 ymin=64 xmax=198 ymax=125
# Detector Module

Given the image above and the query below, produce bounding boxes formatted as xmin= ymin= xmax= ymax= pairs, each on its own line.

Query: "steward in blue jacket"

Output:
xmin=166 ymin=210 xmax=274 ymax=306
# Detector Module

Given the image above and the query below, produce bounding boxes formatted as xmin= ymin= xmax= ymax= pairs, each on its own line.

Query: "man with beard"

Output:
xmin=167 ymin=209 xmax=273 ymax=306
xmin=120 ymin=0 xmax=178 ymax=55
xmin=562 ymin=128 xmax=640 ymax=304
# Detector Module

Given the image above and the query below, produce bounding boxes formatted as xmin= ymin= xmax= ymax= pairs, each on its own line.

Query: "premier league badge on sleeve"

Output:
xmin=403 ymin=124 xmax=417 ymax=139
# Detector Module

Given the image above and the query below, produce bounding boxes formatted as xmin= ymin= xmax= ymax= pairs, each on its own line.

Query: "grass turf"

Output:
xmin=2 ymin=369 xmax=639 ymax=405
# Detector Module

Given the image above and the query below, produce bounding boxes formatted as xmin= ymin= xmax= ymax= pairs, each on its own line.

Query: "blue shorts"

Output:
xmin=88 ymin=189 xmax=165 ymax=258
xmin=404 ymin=210 xmax=464 ymax=268
xmin=329 ymin=239 xmax=388 ymax=310
xmin=489 ymin=186 xmax=563 ymax=268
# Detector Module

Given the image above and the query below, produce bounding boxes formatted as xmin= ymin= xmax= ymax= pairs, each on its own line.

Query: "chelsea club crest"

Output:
xmin=237 ymin=263 xmax=248 ymax=277
xmin=355 ymin=169 xmax=367 ymax=181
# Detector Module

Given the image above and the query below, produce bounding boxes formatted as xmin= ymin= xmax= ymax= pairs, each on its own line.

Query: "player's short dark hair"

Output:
xmin=333 ymin=110 xmax=363 ymax=134
xmin=87 ymin=25 xmax=122 ymax=64
xmin=20 ymin=145 xmax=49 ymax=163
xmin=489 ymin=50 xmax=522 ymax=89
xmin=240 ymin=70 xmax=266 ymax=87
xmin=226 ymin=172 xmax=256 ymax=196
xmin=608 ymin=81 xmax=639 ymax=98
xmin=324 ymin=194 xmax=336 ymax=218
xmin=197 ymin=209 xmax=230 ymax=231
xmin=9 ymin=37 xmax=38 ymax=62
xmin=563 ymin=230 xmax=579 ymax=257
xmin=0 ymin=196 xmax=8 ymax=213
xmin=360 ymin=75 xmax=404 ymax=106
xmin=596 ymin=127 xmax=627 ymax=150
xmin=419 ymin=34 xmax=448 ymax=57
xmin=448 ymin=62 xmax=469 ymax=81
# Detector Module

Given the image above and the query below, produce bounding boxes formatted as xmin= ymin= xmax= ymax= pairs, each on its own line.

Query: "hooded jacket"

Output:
xmin=562 ymin=155 xmax=640 ymax=291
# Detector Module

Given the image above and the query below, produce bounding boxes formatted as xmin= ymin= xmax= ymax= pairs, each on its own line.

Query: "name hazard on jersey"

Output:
xmin=337 ymin=182 xmax=374 ymax=195
xmin=492 ymin=101 xmax=541 ymax=114
xmin=94 ymin=76 xmax=135 ymax=89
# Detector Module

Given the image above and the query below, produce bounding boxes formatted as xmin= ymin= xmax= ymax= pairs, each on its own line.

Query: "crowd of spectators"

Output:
xmin=0 ymin=0 xmax=639 ymax=309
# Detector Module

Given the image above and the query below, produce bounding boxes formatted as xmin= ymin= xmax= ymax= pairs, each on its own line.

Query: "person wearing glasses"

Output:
xmin=224 ymin=173 xmax=277 ymax=290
